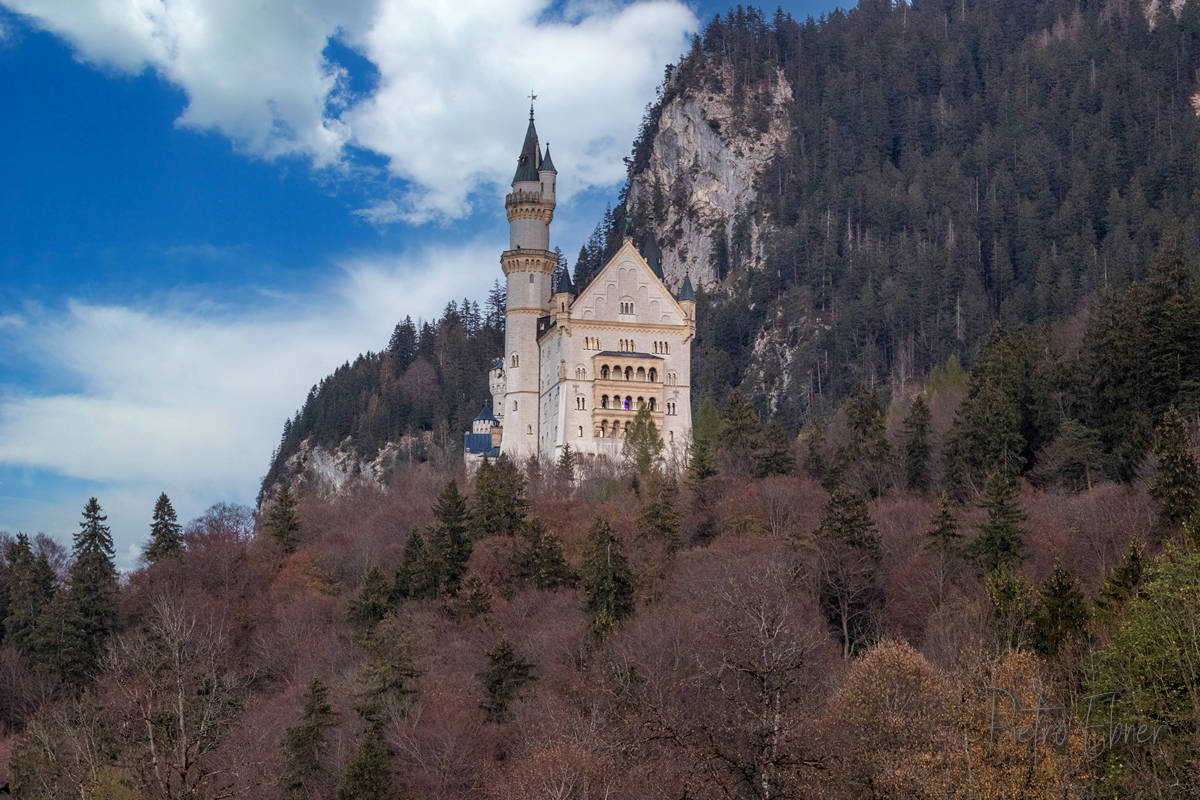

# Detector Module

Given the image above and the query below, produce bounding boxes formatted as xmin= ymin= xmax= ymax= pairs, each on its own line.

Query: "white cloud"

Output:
xmin=3 ymin=0 xmax=697 ymax=217
xmin=0 ymin=240 xmax=498 ymax=565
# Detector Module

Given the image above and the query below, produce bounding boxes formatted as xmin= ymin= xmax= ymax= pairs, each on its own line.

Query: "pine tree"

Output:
xmin=902 ymin=395 xmax=932 ymax=492
xmin=512 ymin=521 xmax=576 ymax=590
xmin=348 ymin=567 xmax=392 ymax=632
xmin=467 ymin=455 xmax=529 ymax=539
xmin=427 ymin=480 xmax=471 ymax=592
xmin=355 ymin=619 xmax=421 ymax=723
xmin=1094 ymin=542 xmax=1146 ymax=619
xmin=967 ymin=473 xmax=1028 ymax=572
xmin=622 ymin=406 xmax=664 ymax=477
xmin=803 ymin=424 xmax=828 ymax=484
xmin=265 ymin=485 xmax=301 ymax=553
xmin=282 ymin=678 xmax=337 ymax=800
xmin=1149 ymin=405 xmax=1200 ymax=526
xmin=479 ymin=637 xmax=536 ymax=723
xmin=338 ymin=722 xmax=394 ymax=800
xmin=144 ymin=492 xmax=183 ymax=562
xmin=986 ymin=565 xmax=1032 ymax=652
xmin=556 ymin=443 xmax=577 ymax=487
xmin=580 ymin=518 xmax=635 ymax=636
xmin=392 ymin=531 xmax=437 ymax=601
xmin=637 ymin=471 xmax=682 ymax=550
xmin=719 ymin=390 xmax=763 ymax=475
xmin=55 ymin=497 xmax=118 ymax=681
xmin=3 ymin=534 xmax=55 ymax=659
xmin=923 ymin=493 xmax=961 ymax=556
xmin=755 ymin=421 xmax=797 ymax=478
xmin=816 ymin=488 xmax=882 ymax=658
xmin=1031 ymin=560 xmax=1089 ymax=656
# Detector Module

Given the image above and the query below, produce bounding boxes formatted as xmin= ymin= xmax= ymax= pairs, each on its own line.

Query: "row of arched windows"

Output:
xmin=599 ymin=395 xmax=657 ymax=411
xmin=584 ymin=336 xmax=601 ymax=350
xmin=597 ymin=420 xmax=633 ymax=438
xmin=618 ymin=338 xmax=636 ymax=352
xmin=652 ymin=341 xmax=671 ymax=354
xmin=598 ymin=365 xmax=658 ymax=382
xmin=619 ymin=302 xmax=634 ymax=314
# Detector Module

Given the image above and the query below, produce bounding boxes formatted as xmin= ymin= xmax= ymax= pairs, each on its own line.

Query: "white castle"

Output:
xmin=465 ymin=106 xmax=695 ymax=466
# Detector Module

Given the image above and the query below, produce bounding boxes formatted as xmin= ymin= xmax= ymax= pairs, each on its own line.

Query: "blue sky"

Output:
xmin=0 ymin=0 xmax=841 ymax=567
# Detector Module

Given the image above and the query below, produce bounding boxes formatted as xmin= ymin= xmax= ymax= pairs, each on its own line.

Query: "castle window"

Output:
xmin=649 ymin=398 xmax=656 ymax=411
xmin=636 ymin=367 xmax=646 ymax=381
xmin=601 ymin=365 xmax=609 ymax=380
xmin=637 ymin=397 xmax=645 ymax=410
xmin=599 ymin=421 xmax=607 ymax=437
xmin=513 ymin=400 xmax=518 ymax=410
xmin=527 ymin=425 xmax=532 ymax=434
xmin=624 ymin=366 xmax=633 ymax=381
xmin=624 ymin=396 xmax=632 ymax=410
xmin=579 ymin=426 xmax=584 ymax=438
xmin=601 ymin=395 xmax=608 ymax=408
xmin=620 ymin=301 xmax=634 ymax=315
xmin=512 ymin=354 xmax=519 ymax=368
xmin=648 ymin=368 xmax=657 ymax=382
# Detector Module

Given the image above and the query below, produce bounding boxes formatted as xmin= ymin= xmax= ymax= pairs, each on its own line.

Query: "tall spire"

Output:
xmin=512 ymin=100 xmax=542 ymax=184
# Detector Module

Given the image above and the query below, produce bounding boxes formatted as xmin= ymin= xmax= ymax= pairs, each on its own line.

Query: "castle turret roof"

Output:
xmin=474 ymin=406 xmax=498 ymax=424
xmin=554 ymin=261 xmax=574 ymax=295
xmin=511 ymin=110 xmax=542 ymax=184
xmin=642 ymin=233 xmax=663 ymax=279
xmin=677 ymin=274 xmax=696 ymax=302
xmin=540 ymin=144 xmax=556 ymax=173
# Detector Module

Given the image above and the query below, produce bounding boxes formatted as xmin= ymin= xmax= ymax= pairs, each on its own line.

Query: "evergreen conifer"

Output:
xmin=902 ymin=395 xmax=932 ymax=492
xmin=338 ymin=723 xmax=393 ymax=800
xmin=967 ymin=473 xmax=1028 ymax=572
xmin=479 ymin=637 xmax=536 ymax=723
xmin=265 ymin=486 xmax=301 ymax=553
xmin=282 ymin=678 xmax=337 ymax=800
xmin=1031 ymin=560 xmax=1089 ymax=656
xmin=144 ymin=492 xmax=184 ymax=562
xmin=580 ymin=518 xmax=635 ymax=636
xmin=1149 ymin=405 xmax=1200 ymax=526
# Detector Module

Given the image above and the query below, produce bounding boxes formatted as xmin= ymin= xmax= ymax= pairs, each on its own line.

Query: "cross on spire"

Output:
xmin=528 ymin=90 xmax=538 ymax=119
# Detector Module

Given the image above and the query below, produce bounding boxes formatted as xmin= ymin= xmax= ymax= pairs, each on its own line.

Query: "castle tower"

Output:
xmin=500 ymin=105 xmax=557 ymax=459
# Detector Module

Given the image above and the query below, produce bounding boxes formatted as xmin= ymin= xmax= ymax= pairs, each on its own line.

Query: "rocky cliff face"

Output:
xmin=268 ymin=436 xmax=423 ymax=500
xmin=627 ymin=65 xmax=792 ymax=291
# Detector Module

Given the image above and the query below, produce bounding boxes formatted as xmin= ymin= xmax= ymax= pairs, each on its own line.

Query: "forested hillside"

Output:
xmin=4 ymin=248 xmax=1200 ymax=796
xmin=265 ymin=0 xmax=1200 ymax=496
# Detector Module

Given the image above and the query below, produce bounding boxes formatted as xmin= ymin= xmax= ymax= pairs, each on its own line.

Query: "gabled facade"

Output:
xmin=466 ymin=108 xmax=695 ymax=466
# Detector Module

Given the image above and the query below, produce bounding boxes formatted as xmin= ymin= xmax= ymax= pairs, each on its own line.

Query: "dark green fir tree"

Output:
xmin=902 ymin=395 xmax=932 ymax=492
xmin=1031 ymin=560 xmax=1089 ymax=656
xmin=580 ymin=518 xmax=635 ymax=637
xmin=282 ymin=678 xmax=337 ymax=800
xmin=637 ymin=471 xmax=682 ymax=551
xmin=755 ymin=421 xmax=797 ymax=478
xmin=348 ymin=567 xmax=392 ymax=632
xmin=479 ymin=637 xmax=536 ymax=723
xmin=338 ymin=722 xmax=394 ymax=800
xmin=265 ymin=485 xmax=301 ymax=553
xmin=144 ymin=491 xmax=184 ymax=562
xmin=3 ymin=534 xmax=55 ymax=659
xmin=512 ymin=521 xmax=576 ymax=591
xmin=1150 ymin=406 xmax=1200 ymax=526
xmin=967 ymin=473 xmax=1028 ymax=572
xmin=467 ymin=456 xmax=530 ymax=539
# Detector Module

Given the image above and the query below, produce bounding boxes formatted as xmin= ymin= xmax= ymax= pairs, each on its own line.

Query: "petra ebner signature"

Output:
xmin=986 ymin=687 xmax=1165 ymax=759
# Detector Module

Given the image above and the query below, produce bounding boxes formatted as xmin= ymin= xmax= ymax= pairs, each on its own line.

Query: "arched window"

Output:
xmin=526 ymin=425 xmax=532 ymax=434
xmin=624 ymin=366 xmax=633 ymax=381
xmin=623 ymin=396 xmax=631 ymax=410
xmin=599 ymin=421 xmax=607 ymax=437
xmin=636 ymin=367 xmax=646 ymax=381
xmin=648 ymin=368 xmax=657 ymax=382
xmin=613 ymin=364 xmax=621 ymax=378
xmin=601 ymin=365 xmax=609 ymax=380
xmin=637 ymin=397 xmax=645 ymax=409
xmin=578 ymin=426 xmax=583 ymax=438
xmin=601 ymin=395 xmax=608 ymax=408
xmin=511 ymin=353 xmax=519 ymax=367
xmin=649 ymin=398 xmax=656 ymax=411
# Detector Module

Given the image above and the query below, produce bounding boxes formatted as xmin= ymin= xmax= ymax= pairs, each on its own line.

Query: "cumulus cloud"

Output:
xmin=4 ymin=0 xmax=697 ymax=217
xmin=0 ymin=240 xmax=498 ymax=564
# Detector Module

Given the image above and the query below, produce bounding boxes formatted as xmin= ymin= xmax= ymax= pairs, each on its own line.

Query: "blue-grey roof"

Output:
xmin=511 ymin=113 xmax=541 ymax=184
xmin=554 ymin=262 xmax=573 ymax=294
xmin=642 ymin=234 xmax=663 ymax=279
xmin=474 ymin=406 xmax=498 ymax=423
xmin=677 ymin=275 xmax=696 ymax=302
xmin=540 ymin=144 xmax=556 ymax=173
xmin=464 ymin=432 xmax=496 ymax=454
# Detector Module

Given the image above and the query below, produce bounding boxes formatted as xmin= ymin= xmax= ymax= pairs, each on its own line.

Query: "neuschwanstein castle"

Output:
xmin=465 ymin=107 xmax=695 ymax=465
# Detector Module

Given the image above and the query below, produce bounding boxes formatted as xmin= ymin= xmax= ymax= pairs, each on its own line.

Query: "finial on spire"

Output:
xmin=528 ymin=89 xmax=538 ymax=119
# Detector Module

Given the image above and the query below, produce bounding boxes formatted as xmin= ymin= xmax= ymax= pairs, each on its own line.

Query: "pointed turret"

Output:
xmin=540 ymin=144 xmax=556 ymax=174
xmin=553 ymin=261 xmax=574 ymax=295
xmin=642 ymin=232 xmax=663 ymax=280
xmin=677 ymin=274 xmax=696 ymax=302
xmin=511 ymin=109 xmax=542 ymax=184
